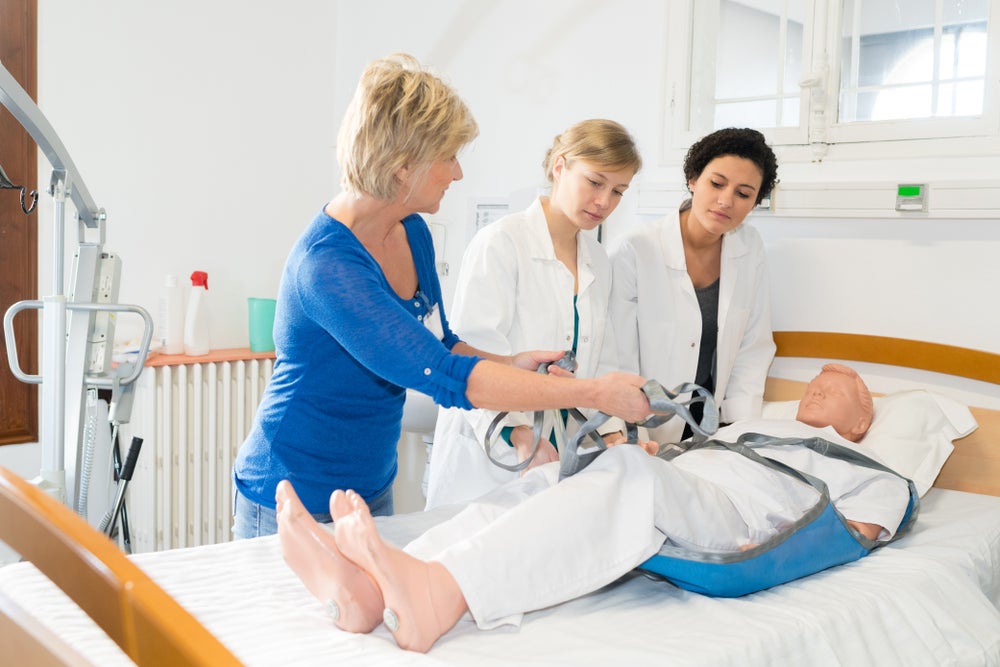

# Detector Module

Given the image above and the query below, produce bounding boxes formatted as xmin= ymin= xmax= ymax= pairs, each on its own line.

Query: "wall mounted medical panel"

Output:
xmin=638 ymin=180 xmax=1000 ymax=219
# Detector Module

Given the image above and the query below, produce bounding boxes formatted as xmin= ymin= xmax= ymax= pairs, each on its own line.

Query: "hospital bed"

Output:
xmin=0 ymin=332 xmax=998 ymax=666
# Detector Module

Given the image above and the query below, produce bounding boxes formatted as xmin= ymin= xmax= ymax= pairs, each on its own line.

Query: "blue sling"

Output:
xmin=637 ymin=433 xmax=920 ymax=597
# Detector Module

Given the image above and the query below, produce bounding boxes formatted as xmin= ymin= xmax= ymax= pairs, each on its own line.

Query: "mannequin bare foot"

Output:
xmin=334 ymin=490 xmax=467 ymax=653
xmin=275 ymin=481 xmax=384 ymax=633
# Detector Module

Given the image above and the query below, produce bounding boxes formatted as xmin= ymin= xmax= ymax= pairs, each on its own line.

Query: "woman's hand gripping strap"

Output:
xmin=558 ymin=380 xmax=719 ymax=480
xmin=482 ymin=351 xmax=579 ymax=472
xmin=637 ymin=381 xmax=718 ymax=438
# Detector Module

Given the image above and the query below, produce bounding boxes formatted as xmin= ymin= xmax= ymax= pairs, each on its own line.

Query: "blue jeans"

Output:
xmin=231 ymin=483 xmax=395 ymax=539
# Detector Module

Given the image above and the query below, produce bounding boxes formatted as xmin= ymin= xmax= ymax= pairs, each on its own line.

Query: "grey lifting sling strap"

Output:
xmin=482 ymin=351 xmax=720 ymax=479
xmin=482 ymin=351 xmax=582 ymax=473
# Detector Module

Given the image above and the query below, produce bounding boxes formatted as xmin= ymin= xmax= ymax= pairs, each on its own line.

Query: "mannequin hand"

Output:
xmin=603 ymin=431 xmax=626 ymax=446
xmin=847 ymin=519 xmax=884 ymax=541
xmin=602 ymin=431 xmax=659 ymax=456
xmin=637 ymin=440 xmax=659 ymax=456
xmin=511 ymin=426 xmax=559 ymax=474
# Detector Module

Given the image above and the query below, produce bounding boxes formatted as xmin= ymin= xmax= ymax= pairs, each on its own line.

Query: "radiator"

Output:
xmin=123 ymin=355 xmax=273 ymax=553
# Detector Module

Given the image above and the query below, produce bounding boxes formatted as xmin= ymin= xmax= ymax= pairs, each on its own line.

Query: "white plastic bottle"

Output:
xmin=183 ymin=270 xmax=211 ymax=356
xmin=158 ymin=274 xmax=185 ymax=355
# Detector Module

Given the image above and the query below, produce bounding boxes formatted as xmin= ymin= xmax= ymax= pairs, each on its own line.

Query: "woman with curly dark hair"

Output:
xmin=610 ymin=128 xmax=779 ymax=442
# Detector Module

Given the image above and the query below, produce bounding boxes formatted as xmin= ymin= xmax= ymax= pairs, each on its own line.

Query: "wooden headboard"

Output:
xmin=765 ymin=332 xmax=1000 ymax=497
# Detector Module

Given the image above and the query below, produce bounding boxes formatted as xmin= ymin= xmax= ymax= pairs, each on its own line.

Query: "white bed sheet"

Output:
xmin=1 ymin=488 xmax=998 ymax=666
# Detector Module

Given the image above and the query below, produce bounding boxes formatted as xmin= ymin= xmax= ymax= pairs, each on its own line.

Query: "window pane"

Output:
xmin=715 ymin=99 xmax=779 ymax=128
xmin=781 ymin=96 xmax=801 ymax=126
xmin=943 ymin=0 xmax=990 ymax=25
xmin=941 ymin=29 xmax=988 ymax=78
xmin=869 ymin=84 xmax=933 ymax=120
xmin=938 ymin=81 xmax=986 ymax=115
xmin=839 ymin=0 xmax=988 ymax=123
xmin=717 ymin=1 xmax=783 ymax=99
xmin=783 ymin=19 xmax=805 ymax=94
xmin=713 ymin=0 xmax=806 ymax=130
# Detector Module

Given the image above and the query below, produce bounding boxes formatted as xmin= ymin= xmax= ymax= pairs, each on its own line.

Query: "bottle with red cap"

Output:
xmin=183 ymin=270 xmax=210 ymax=356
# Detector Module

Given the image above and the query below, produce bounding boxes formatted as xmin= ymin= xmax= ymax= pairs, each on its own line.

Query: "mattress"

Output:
xmin=1 ymin=488 xmax=998 ymax=666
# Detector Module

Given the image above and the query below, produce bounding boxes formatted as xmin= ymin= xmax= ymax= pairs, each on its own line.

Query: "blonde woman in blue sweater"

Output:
xmin=232 ymin=56 xmax=650 ymax=538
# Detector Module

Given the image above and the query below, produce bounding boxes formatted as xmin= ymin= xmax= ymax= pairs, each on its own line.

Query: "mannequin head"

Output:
xmin=796 ymin=363 xmax=874 ymax=442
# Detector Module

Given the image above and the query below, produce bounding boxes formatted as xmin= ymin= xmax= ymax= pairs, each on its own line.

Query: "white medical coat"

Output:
xmin=425 ymin=197 xmax=619 ymax=509
xmin=610 ymin=203 xmax=776 ymax=443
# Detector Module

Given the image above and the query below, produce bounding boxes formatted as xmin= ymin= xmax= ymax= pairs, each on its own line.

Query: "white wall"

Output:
xmin=5 ymin=0 xmax=998 ymax=481
xmin=33 ymin=0 xmax=341 ymax=348
xmin=329 ymin=0 xmax=672 ymax=309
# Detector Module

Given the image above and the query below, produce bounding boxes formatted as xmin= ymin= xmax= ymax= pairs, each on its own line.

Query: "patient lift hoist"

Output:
xmin=0 ymin=62 xmax=153 ymax=546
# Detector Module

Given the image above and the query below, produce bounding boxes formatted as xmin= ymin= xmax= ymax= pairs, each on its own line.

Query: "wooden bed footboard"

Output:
xmin=0 ymin=468 xmax=243 ymax=666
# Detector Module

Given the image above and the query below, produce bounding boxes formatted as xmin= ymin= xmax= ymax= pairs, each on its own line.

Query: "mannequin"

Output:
xmin=276 ymin=364 xmax=903 ymax=653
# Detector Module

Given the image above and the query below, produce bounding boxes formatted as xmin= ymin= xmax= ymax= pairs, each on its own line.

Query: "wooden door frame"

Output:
xmin=0 ymin=0 xmax=38 ymax=445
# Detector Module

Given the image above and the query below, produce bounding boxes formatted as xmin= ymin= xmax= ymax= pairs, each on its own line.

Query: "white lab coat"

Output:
xmin=609 ymin=203 xmax=776 ymax=443
xmin=407 ymin=420 xmax=909 ymax=629
xmin=425 ymin=197 xmax=620 ymax=509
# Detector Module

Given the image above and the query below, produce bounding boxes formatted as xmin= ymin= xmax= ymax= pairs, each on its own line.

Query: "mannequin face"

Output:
xmin=796 ymin=371 xmax=871 ymax=442
xmin=550 ymin=157 xmax=634 ymax=232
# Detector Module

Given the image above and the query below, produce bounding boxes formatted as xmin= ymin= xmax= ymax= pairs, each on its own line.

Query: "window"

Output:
xmin=673 ymin=0 xmax=1000 ymax=160
xmin=839 ymin=4 xmax=988 ymax=122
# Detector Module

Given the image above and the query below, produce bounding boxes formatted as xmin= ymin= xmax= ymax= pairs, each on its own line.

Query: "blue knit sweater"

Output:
xmin=234 ymin=210 xmax=478 ymax=513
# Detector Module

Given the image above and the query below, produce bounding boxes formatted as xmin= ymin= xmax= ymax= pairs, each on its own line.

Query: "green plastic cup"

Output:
xmin=247 ymin=297 xmax=277 ymax=352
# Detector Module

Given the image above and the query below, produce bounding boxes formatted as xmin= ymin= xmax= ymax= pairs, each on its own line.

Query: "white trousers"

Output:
xmin=405 ymin=446 xmax=758 ymax=628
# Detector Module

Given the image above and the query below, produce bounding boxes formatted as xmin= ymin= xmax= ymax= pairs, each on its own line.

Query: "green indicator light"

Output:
xmin=898 ymin=185 xmax=921 ymax=197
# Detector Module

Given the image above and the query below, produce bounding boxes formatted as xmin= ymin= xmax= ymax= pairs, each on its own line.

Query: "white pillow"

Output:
xmin=761 ymin=390 xmax=978 ymax=496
